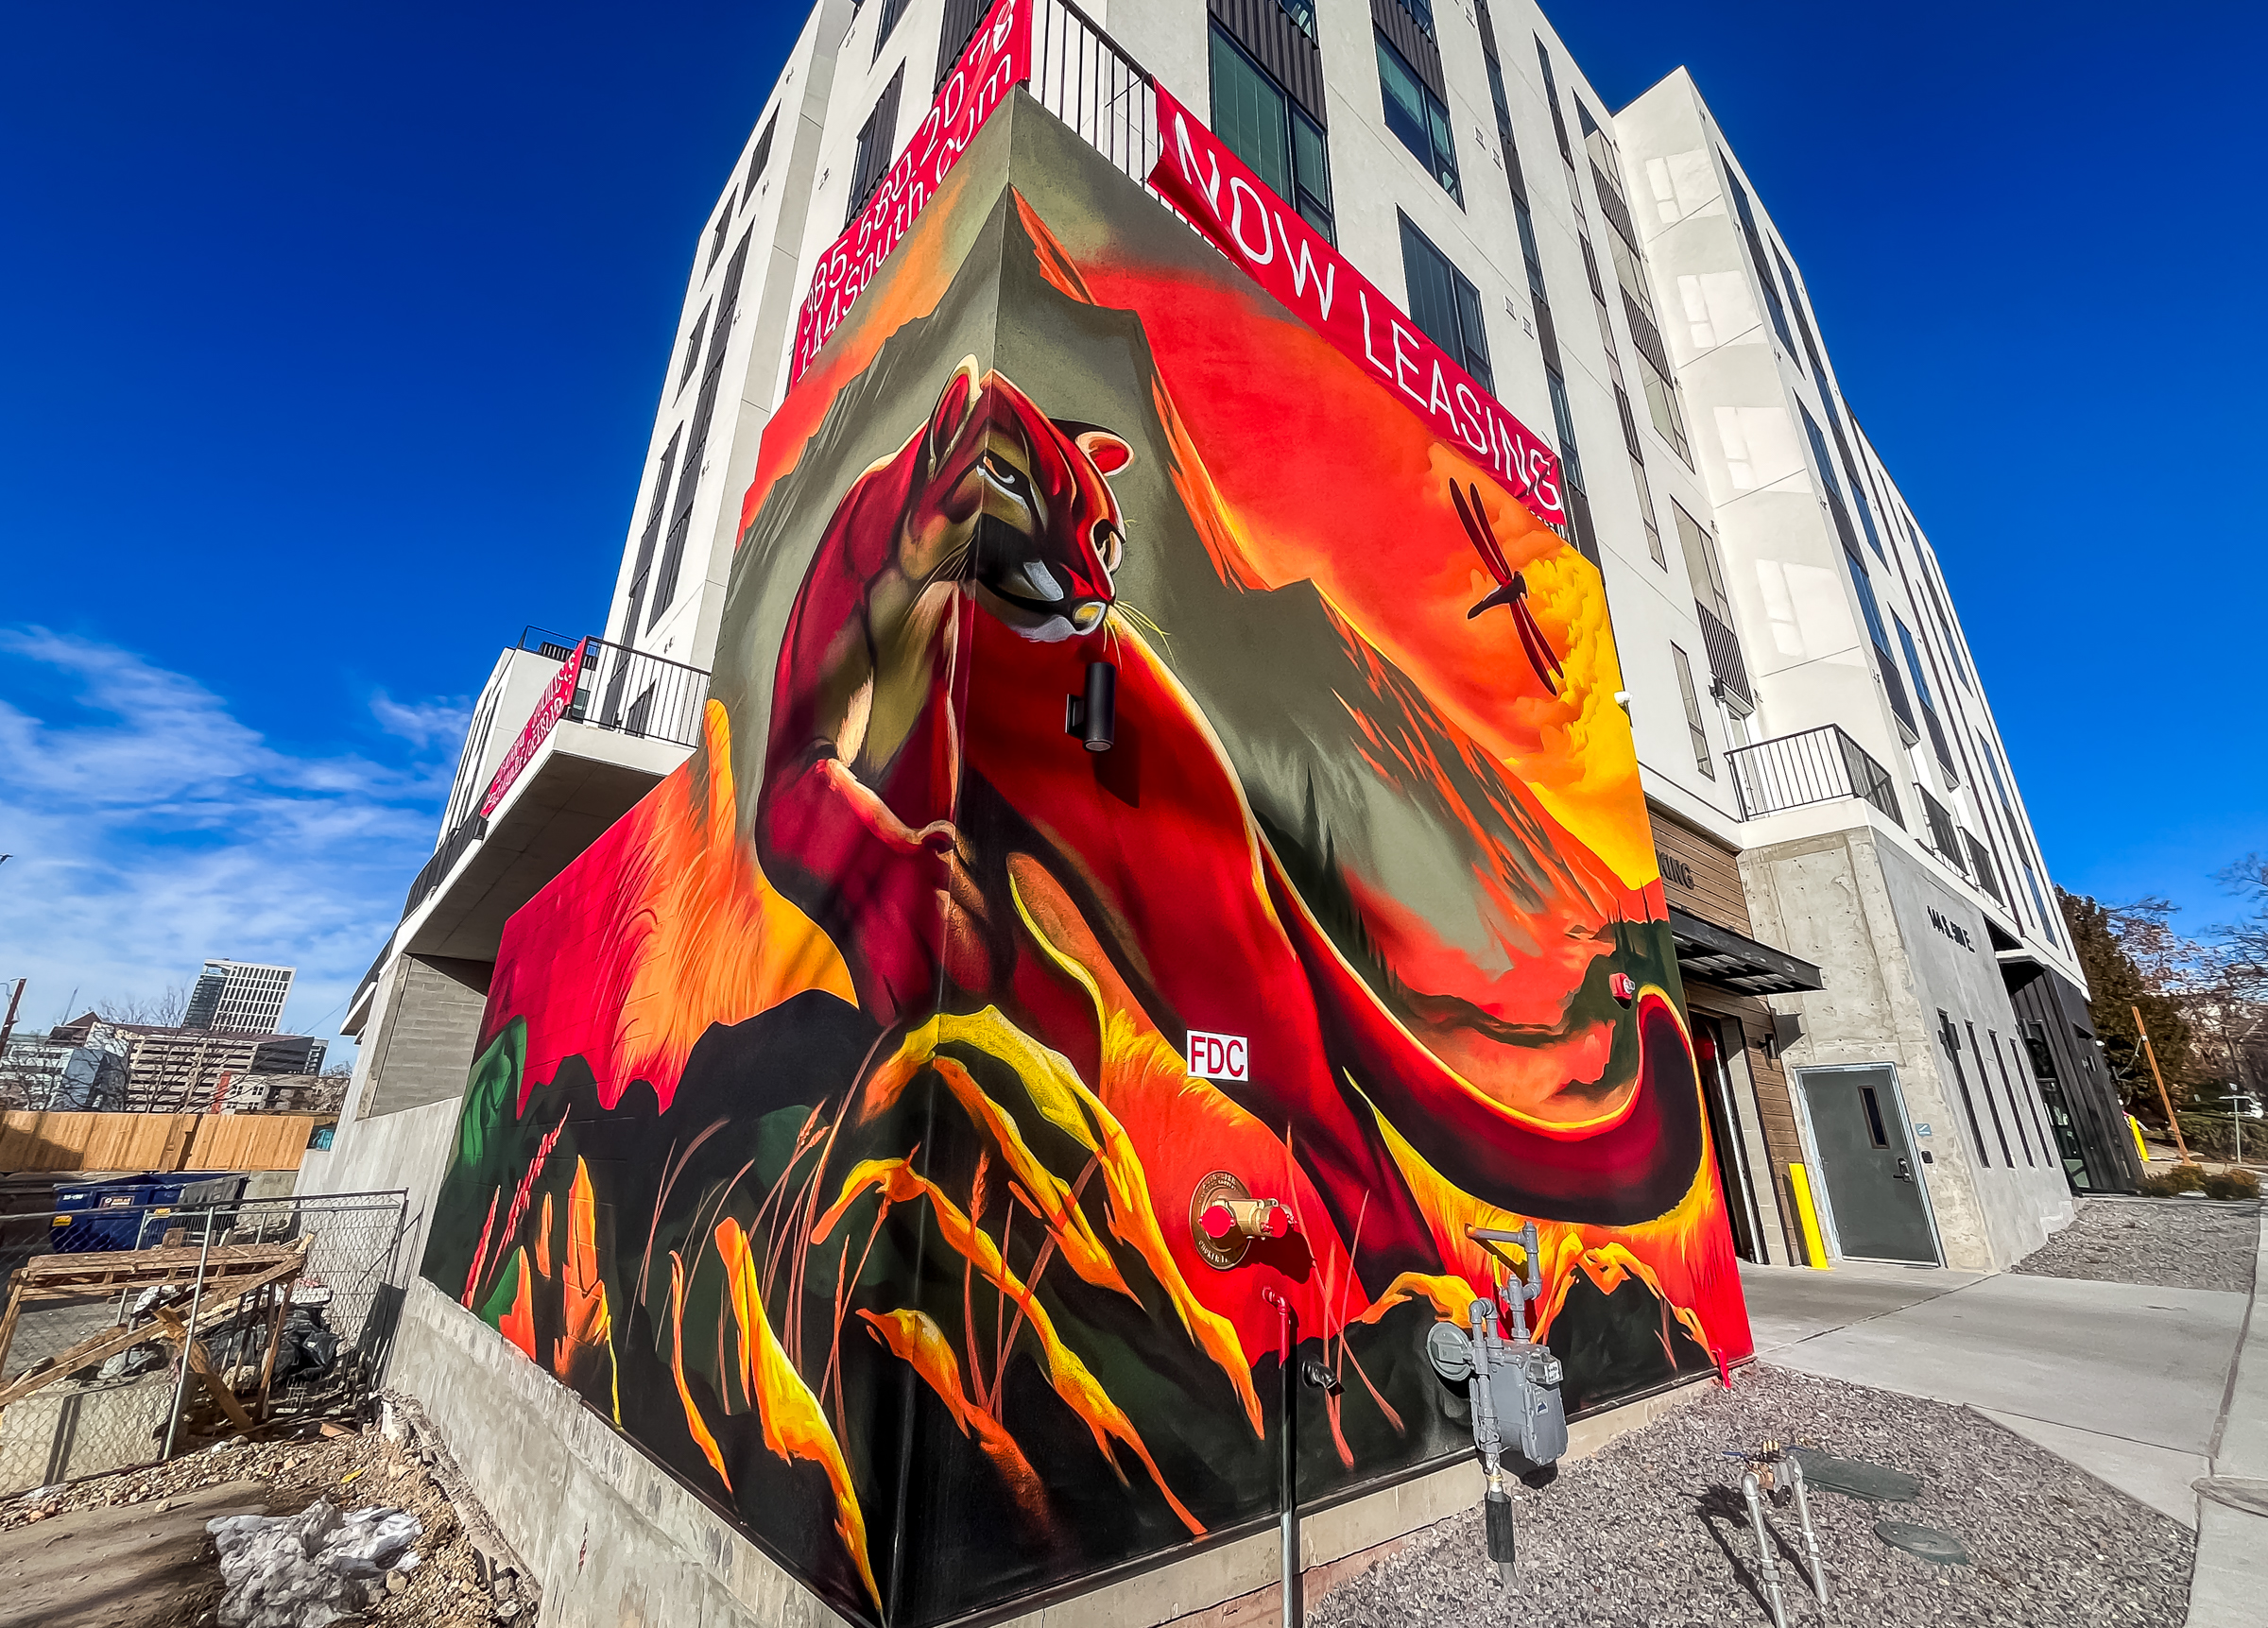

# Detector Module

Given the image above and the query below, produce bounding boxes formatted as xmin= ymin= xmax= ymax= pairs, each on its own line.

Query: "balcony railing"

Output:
xmin=402 ymin=811 xmax=488 ymax=921
xmin=1916 ymin=784 xmax=1967 ymax=876
xmin=479 ymin=637 xmax=712 ymax=818
xmin=1726 ymin=724 xmax=1903 ymax=828
xmin=1694 ymin=601 xmax=1751 ymax=711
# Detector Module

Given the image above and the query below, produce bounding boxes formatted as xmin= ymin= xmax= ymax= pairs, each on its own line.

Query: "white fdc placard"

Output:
xmin=1186 ymin=1031 xmax=1248 ymax=1082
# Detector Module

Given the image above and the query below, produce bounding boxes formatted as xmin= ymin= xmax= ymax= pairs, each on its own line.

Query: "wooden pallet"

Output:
xmin=0 ymin=1237 xmax=312 ymax=1422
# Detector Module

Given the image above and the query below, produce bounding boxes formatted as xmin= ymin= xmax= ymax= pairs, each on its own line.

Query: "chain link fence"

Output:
xmin=0 ymin=1190 xmax=408 ymax=1495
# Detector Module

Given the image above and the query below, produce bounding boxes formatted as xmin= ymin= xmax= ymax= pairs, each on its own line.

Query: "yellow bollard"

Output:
xmin=1787 ymin=1163 xmax=1830 ymax=1269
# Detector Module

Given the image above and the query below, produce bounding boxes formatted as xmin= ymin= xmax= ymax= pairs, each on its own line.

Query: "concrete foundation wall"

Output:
xmin=359 ymin=956 xmax=491 ymax=1119
xmin=296 ymin=1096 xmax=457 ymax=1278
xmin=386 ymin=1277 xmax=1704 ymax=1628
xmin=1742 ymin=821 xmax=2070 ymax=1270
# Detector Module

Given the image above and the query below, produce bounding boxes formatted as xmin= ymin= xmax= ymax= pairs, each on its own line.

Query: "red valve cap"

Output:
xmin=1199 ymin=1202 xmax=1238 ymax=1240
xmin=1261 ymin=1203 xmax=1292 ymax=1238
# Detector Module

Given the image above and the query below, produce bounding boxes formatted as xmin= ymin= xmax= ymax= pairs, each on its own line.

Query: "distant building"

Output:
xmin=183 ymin=959 xmax=296 ymax=1034
xmin=0 ymin=1020 xmax=130 ymax=1111
xmin=46 ymin=1013 xmax=324 ymax=1113
xmin=214 ymin=1069 xmax=350 ymax=1118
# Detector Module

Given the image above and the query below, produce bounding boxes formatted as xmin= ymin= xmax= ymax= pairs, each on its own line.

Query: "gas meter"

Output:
xmin=1424 ymin=1222 xmax=1567 ymax=1584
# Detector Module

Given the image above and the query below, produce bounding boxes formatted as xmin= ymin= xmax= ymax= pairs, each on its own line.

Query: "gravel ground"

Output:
xmin=0 ymin=1394 xmax=531 ymax=1625
xmin=2009 ymin=1196 xmax=2260 ymax=1294
xmin=1311 ymin=1364 xmax=2191 ymax=1628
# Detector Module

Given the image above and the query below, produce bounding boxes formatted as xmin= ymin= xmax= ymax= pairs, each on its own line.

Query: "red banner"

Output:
xmin=483 ymin=641 xmax=588 ymax=817
xmin=1145 ymin=87 xmax=1565 ymax=528
xmin=789 ymin=0 xmax=1031 ymax=384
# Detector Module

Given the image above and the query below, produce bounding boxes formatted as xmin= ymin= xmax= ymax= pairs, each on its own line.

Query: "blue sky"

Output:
xmin=3 ymin=0 xmax=2261 ymax=1048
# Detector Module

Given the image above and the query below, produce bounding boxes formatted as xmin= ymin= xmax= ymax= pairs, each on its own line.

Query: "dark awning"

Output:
xmin=1666 ymin=907 xmax=1824 ymax=995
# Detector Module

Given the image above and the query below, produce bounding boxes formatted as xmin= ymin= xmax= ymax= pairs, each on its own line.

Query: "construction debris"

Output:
xmin=209 ymin=1499 xmax=422 ymax=1626
xmin=0 ymin=1389 xmax=538 ymax=1625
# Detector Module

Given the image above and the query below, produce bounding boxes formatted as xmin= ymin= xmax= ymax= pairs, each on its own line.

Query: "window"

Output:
xmin=1723 ymin=166 xmax=1799 ymax=361
xmin=678 ymin=304 xmax=710 ymax=395
xmin=846 ymin=68 xmax=904 ymax=227
xmin=1276 ymin=0 xmax=1319 ymax=41
xmin=1631 ymin=457 xmax=1664 ymax=566
xmin=1634 ymin=349 xmax=1689 ymax=462
xmin=1921 ymin=557 xmax=1973 ymax=690
xmin=1672 ymin=644 xmax=1716 ymax=779
xmin=706 ymin=205 xmax=731 ymax=273
xmin=1773 ymin=245 xmax=1828 ymax=382
xmin=1860 ymin=1085 xmax=1890 ymax=1148
xmin=1210 ymin=26 xmax=1334 ymax=241
xmin=1676 ymin=503 xmax=1732 ymax=625
xmin=1898 ymin=614 xmax=1954 ymax=777
xmin=1512 ymin=197 xmax=1546 ymax=301
xmin=1534 ymin=39 xmax=1572 ymax=163
xmin=1377 ymin=33 xmax=1459 ymax=203
xmin=1545 ymin=370 xmax=1583 ymax=491
xmin=1799 ymin=403 xmax=1844 ymax=507
xmin=741 ymin=118 xmax=777 ymax=211
xmin=1399 ymin=0 xmax=1437 ymax=38
xmin=1604 ymin=226 xmax=1656 ymax=328
xmin=871 ymin=0 xmax=911 ymax=59
xmin=1399 ymin=214 xmax=1491 ymax=389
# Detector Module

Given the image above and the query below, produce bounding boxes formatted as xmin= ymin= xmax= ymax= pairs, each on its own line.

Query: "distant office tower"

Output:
xmin=183 ymin=959 xmax=295 ymax=1033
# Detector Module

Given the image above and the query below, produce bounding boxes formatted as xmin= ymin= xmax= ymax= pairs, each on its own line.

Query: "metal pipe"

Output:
xmin=161 ymin=1203 xmax=216 ymax=1462
xmin=1742 ymin=1471 xmax=1790 ymax=1628
xmin=1263 ymin=1287 xmax=1299 ymax=1628
xmin=1784 ymin=1454 xmax=1828 ymax=1607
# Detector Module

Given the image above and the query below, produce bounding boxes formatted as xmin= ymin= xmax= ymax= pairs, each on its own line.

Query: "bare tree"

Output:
xmin=96 ymin=983 xmax=192 ymax=1027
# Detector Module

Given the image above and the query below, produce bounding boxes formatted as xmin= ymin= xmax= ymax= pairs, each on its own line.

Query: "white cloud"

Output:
xmin=0 ymin=627 xmax=460 ymax=1057
xmin=370 ymin=691 xmax=472 ymax=750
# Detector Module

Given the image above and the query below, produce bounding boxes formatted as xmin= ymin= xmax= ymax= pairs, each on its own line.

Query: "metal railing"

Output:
xmin=478 ymin=637 xmax=711 ymax=820
xmin=402 ymin=811 xmax=488 ymax=921
xmin=1695 ymin=601 xmax=1752 ymax=710
xmin=1031 ymin=0 xmax=1160 ymax=187
xmin=0 ymin=1191 xmax=408 ymax=1494
xmin=1916 ymin=784 xmax=1967 ymax=875
xmin=1725 ymin=724 xmax=1903 ymax=828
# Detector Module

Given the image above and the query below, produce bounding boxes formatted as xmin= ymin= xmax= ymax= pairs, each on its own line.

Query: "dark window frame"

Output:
xmin=1376 ymin=30 xmax=1461 ymax=204
xmin=1209 ymin=24 xmax=1335 ymax=242
xmin=1397 ymin=213 xmax=1491 ymax=390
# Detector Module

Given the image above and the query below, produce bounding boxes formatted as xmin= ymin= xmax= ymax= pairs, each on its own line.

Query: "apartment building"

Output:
xmin=318 ymin=0 xmax=2126 ymax=1310
xmin=181 ymin=957 xmax=296 ymax=1034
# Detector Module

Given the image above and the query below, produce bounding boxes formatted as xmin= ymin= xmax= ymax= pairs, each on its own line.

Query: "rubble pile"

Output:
xmin=209 ymin=1499 xmax=423 ymax=1627
xmin=0 ymin=1392 xmax=538 ymax=1625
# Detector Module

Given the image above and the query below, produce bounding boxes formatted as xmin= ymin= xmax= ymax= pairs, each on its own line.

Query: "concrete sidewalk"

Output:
xmin=2191 ymin=1212 xmax=2267 ymax=1628
xmin=1739 ymin=1216 xmax=2267 ymax=1625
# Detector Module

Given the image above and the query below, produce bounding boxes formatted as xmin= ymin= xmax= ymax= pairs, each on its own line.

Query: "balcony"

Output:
xmin=345 ymin=638 xmax=712 ymax=1033
xmin=1726 ymin=724 xmax=1903 ymax=828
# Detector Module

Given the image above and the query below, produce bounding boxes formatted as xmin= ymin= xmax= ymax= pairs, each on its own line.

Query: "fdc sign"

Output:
xmin=1185 ymin=1030 xmax=1249 ymax=1083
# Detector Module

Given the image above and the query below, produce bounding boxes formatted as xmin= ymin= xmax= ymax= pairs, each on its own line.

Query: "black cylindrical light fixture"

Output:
xmin=1065 ymin=660 xmax=1115 ymax=752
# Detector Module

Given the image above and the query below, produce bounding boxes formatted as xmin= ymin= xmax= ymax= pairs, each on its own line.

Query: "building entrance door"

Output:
xmin=1798 ymin=1065 xmax=1939 ymax=1265
xmin=1693 ymin=1017 xmax=1765 ymax=1263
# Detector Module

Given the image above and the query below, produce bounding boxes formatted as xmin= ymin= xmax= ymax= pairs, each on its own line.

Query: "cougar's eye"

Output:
xmin=980 ymin=452 xmax=1027 ymax=498
xmin=1094 ymin=522 xmax=1123 ymax=574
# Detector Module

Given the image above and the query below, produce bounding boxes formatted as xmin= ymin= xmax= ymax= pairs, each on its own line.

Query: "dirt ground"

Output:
xmin=0 ymin=1397 xmax=532 ymax=1627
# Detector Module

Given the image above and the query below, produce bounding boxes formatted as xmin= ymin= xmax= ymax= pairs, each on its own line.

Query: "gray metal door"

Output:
xmin=1800 ymin=1066 xmax=1938 ymax=1265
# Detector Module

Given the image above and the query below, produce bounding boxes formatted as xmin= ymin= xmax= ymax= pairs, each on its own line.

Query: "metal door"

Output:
xmin=1693 ymin=1017 xmax=1764 ymax=1263
xmin=1798 ymin=1065 xmax=1939 ymax=1265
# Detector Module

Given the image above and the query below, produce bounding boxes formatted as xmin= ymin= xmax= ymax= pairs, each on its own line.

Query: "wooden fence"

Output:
xmin=0 ymin=1112 xmax=320 ymax=1174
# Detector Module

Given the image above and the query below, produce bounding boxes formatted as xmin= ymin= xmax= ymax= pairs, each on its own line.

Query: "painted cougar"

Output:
xmin=755 ymin=358 xmax=1132 ymax=1025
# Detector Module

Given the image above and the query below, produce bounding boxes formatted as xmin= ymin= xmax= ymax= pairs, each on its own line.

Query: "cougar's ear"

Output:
xmin=926 ymin=357 xmax=983 ymax=471
xmin=1057 ymin=421 xmax=1133 ymax=479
